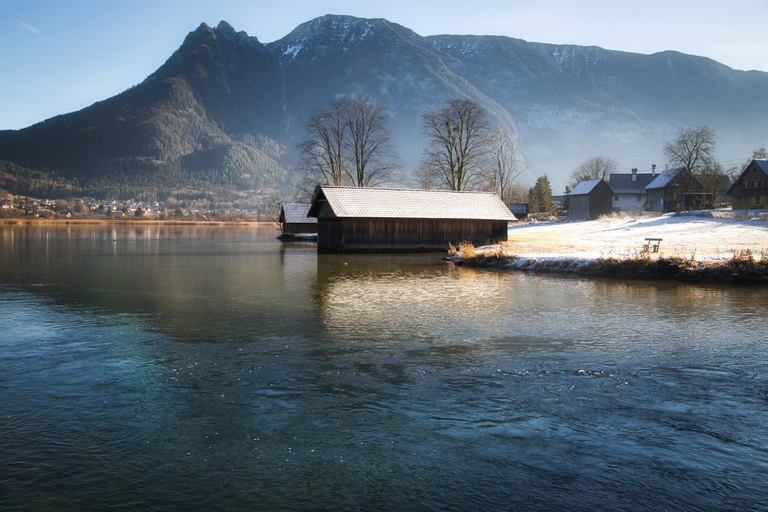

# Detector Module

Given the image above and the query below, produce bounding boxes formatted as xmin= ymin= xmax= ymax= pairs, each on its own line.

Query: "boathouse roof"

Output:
xmin=307 ymin=186 xmax=517 ymax=221
xmin=279 ymin=204 xmax=317 ymax=224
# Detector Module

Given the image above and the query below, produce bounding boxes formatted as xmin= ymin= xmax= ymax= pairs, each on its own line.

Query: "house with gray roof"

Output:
xmin=608 ymin=170 xmax=655 ymax=212
xmin=727 ymin=159 xmax=768 ymax=210
xmin=645 ymin=167 xmax=702 ymax=212
xmin=567 ymin=179 xmax=613 ymax=220
xmin=279 ymin=203 xmax=317 ymax=236
xmin=307 ymin=186 xmax=516 ymax=252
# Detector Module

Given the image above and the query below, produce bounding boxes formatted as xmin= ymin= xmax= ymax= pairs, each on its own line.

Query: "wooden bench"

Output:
xmin=643 ymin=238 xmax=662 ymax=253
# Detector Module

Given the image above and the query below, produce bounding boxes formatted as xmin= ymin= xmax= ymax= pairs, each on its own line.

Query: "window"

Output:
xmin=614 ymin=196 xmax=619 ymax=202
xmin=749 ymin=181 xmax=755 ymax=188
xmin=755 ymin=197 xmax=761 ymax=205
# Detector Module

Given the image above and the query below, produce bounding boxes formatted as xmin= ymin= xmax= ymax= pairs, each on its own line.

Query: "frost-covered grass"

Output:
xmin=451 ymin=211 xmax=768 ymax=284
xmin=452 ymin=245 xmax=768 ymax=284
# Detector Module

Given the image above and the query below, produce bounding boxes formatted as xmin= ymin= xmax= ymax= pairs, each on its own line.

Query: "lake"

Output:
xmin=2 ymin=223 xmax=768 ymax=511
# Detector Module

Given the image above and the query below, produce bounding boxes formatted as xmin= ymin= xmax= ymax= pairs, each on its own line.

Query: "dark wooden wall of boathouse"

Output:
xmin=316 ymin=217 xmax=509 ymax=253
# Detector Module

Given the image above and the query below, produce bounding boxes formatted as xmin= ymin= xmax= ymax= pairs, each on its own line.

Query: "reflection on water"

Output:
xmin=2 ymin=224 xmax=768 ymax=511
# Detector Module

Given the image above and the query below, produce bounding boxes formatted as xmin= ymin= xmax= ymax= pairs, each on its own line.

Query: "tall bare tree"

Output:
xmin=297 ymin=98 xmax=348 ymax=188
xmin=421 ymin=98 xmax=489 ymax=191
xmin=663 ymin=125 xmax=716 ymax=173
xmin=297 ymin=94 xmax=396 ymax=191
xmin=568 ymin=155 xmax=617 ymax=189
xmin=484 ymin=124 xmax=526 ymax=203
xmin=342 ymin=94 xmax=396 ymax=187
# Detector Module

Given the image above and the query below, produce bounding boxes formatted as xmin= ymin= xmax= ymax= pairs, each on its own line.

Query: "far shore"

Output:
xmin=0 ymin=217 xmax=276 ymax=227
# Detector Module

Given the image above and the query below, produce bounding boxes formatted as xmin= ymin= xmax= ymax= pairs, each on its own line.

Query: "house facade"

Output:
xmin=608 ymin=170 xmax=655 ymax=212
xmin=307 ymin=186 xmax=516 ymax=253
xmin=568 ymin=179 xmax=613 ymax=220
xmin=645 ymin=167 xmax=702 ymax=213
xmin=727 ymin=159 xmax=768 ymax=210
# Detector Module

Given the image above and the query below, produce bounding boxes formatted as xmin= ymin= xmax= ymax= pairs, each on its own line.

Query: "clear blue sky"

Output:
xmin=3 ymin=0 xmax=767 ymax=130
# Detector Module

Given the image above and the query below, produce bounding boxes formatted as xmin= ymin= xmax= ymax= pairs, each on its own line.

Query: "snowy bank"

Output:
xmin=450 ymin=211 xmax=768 ymax=284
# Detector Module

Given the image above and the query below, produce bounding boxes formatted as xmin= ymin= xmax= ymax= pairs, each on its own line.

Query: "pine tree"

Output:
xmin=529 ymin=175 xmax=555 ymax=213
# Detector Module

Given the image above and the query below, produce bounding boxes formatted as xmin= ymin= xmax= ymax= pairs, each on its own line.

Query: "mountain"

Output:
xmin=1 ymin=15 xmax=767 ymax=205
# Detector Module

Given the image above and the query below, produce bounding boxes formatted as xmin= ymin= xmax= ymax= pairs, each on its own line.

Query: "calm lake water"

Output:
xmin=2 ymin=223 xmax=768 ymax=511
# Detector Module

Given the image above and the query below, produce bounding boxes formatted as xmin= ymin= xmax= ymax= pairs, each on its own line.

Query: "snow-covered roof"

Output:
xmin=280 ymin=204 xmax=317 ymax=224
xmin=569 ymin=179 xmax=605 ymax=195
xmin=308 ymin=186 xmax=517 ymax=221
xmin=646 ymin=168 xmax=684 ymax=190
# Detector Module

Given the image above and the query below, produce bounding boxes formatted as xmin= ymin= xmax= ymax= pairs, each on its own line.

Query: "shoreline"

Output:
xmin=449 ymin=250 xmax=768 ymax=285
xmin=451 ymin=211 xmax=768 ymax=285
xmin=0 ymin=217 xmax=275 ymax=227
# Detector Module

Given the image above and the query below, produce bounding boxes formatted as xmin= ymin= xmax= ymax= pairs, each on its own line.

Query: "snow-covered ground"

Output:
xmin=499 ymin=211 xmax=768 ymax=262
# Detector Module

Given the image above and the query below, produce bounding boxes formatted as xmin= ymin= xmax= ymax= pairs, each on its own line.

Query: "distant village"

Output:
xmin=0 ymin=196 xmax=260 ymax=221
xmin=563 ymin=159 xmax=765 ymax=220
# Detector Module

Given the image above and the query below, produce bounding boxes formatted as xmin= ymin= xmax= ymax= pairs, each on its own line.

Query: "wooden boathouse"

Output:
xmin=307 ymin=186 xmax=517 ymax=253
xmin=278 ymin=204 xmax=317 ymax=236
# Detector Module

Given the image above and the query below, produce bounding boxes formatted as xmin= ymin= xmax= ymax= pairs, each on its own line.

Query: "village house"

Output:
xmin=278 ymin=203 xmax=318 ymax=237
xmin=567 ymin=179 xmax=613 ymax=220
xmin=307 ymin=186 xmax=516 ymax=253
xmin=645 ymin=167 xmax=702 ymax=213
xmin=608 ymin=168 xmax=656 ymax=213
xmin=727 ymin=159 xmax=768 ymax=210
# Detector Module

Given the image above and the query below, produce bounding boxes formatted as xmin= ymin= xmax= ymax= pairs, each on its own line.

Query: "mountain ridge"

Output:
xmin=1 ymin=14 xmax=766 ymax=206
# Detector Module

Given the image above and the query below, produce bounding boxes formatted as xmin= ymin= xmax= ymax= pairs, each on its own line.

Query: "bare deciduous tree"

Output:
xmin=568 ymin=155 xmax=617 ymax=189
xmin=663 ymin=125 xmax=716 ymax=173
xmin=697 ymin=162 xmax=728 ymax=201
xmin=507 ymin=182 xmax=529 ymax=203
xmin=484 ymin=124 xmax=526 ymax=203
xmin=342 ymin=94 xmax=397 ymax=187
xmin=297 ymin=98 xmax=347 ymax=188
xmin=296 ymin=94 xmax=397 ymax=192
xmin=260 ymin=192 xmax=285 ymax=229
xmin=421 ymin=98 xmax=489 ymax=191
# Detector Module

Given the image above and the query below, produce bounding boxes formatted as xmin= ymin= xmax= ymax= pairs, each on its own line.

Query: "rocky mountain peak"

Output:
xmin=214 ymin=20 xmax=261 ymax=48
xmin=273 ymin=14 xmax=415 ymax=64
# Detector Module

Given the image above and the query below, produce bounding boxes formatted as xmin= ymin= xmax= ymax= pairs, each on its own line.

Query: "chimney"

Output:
xmin=631 ymin=168 xmax=638 ymax=181
xmin=652 ymin=164 xmax=657 ymax=176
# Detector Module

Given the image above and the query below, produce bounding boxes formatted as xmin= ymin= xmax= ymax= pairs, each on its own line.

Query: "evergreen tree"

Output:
xmin=529 ymin=175 xmax=555 ymax=213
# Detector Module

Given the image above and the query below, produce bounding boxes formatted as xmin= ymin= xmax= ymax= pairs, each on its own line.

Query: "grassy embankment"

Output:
xmin=449 ymin=211 xmax=768 ymax=284
xmin=451 ymin=241 xmax=768 ymax=284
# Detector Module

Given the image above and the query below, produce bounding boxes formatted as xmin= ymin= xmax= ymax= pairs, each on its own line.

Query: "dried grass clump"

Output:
xmin=449 ymin=241 xmax=478 ymax=264
xmin=590 ymin=249 xmax=702 ymax=279
xmin=450 ymin=242 xmax=519 ymax=266
xmin=731 ymin=249 xmax=755 ymax=266
xmin=479 ymin=244 xmax=517 ymax=264
xmin=458 ymin=242 xmax=476 ymax=259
